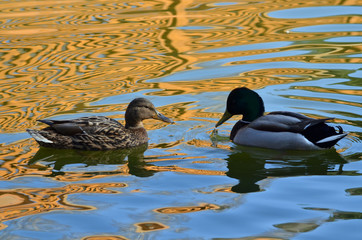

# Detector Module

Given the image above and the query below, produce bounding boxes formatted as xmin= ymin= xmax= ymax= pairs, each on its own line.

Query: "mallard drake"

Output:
xmin=27 ymin=98 xmax=173 ymax=150
xmin=215 ymin=87 xmax=347 ymax=150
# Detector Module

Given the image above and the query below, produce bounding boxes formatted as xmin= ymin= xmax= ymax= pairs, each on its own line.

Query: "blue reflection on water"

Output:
xmin=150 ymin=60 xmax=360 ymax=82
xmin=325 ymin=36 xmax=362 ymax=43
xmin=269 ymin=6 xmax=362 ymax=19
xmin=292 ymin=24 xmax=362 ymax=33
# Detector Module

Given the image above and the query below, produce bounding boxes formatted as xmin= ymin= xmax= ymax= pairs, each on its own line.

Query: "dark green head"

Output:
xmin=215 ymin=87 xmax=265 ymax=127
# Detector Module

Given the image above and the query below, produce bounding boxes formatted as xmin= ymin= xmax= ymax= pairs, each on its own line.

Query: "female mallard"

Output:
xmin=215 ymin=87 xmax=347 ymax=150
xmin=27 ymin=98 xmax=173 ymax=150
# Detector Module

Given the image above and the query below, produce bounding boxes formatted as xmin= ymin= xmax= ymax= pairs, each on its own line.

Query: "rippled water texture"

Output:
xmin=0 ymin=0 xmax=361 ymax=239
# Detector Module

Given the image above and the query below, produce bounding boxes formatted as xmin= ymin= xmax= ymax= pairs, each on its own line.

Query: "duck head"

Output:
xmin=215 ymin=87 xmax=265 ymax=127
xmin=125 ymin=98 xmax=173 ymax=129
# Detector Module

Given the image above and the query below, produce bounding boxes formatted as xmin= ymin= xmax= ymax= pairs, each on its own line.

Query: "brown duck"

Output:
xmin=27 ymin=98 xmax=173 ymax=150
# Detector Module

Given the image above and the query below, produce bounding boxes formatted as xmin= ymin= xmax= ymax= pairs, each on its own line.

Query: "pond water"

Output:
xmin=0 ymin=0 xmax=361 ymax=239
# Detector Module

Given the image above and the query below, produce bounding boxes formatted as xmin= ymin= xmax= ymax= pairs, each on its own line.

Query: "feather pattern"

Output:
xmin=27 ymin=98 xmax=173 ymax=150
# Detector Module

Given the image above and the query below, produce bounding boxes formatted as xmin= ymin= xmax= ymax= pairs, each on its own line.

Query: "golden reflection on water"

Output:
xmin=83 ymin=236 xmax=129 ymax=240
xmin=0 ymin=0 xmax=360 ymax=236
xmin=0 ymin=182 xmax=125 ymax=223
xmin=0 ymin=0 xmax=360 ymax=133
xmin=0 ymin=140 xmax=40 ymax=180
xmin=144 ymin=164 xmax=225 ymax=176
xmin=134 ymin=222 xmax=169 ymax=232
xmin=154 ymin=203 xmax=220 ymax=214
xmin=0 ymin=140 xmax=227 ymax=181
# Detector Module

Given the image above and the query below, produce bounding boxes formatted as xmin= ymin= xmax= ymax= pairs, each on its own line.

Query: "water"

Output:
xmin=0 ymin=0 xmax=361 ymax=239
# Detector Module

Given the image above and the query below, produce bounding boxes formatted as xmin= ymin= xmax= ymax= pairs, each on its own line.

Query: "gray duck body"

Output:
xmin=216 ymin=87 xmax=347 ymax=150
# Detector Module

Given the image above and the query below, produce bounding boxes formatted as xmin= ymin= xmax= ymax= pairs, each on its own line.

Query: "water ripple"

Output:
xmin=0 ymin=0 xmax=361 ymax=238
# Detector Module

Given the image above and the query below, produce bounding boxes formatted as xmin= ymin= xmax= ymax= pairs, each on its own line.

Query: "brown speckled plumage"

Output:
xmin=27 ymin=98 xmax=173 ymax=150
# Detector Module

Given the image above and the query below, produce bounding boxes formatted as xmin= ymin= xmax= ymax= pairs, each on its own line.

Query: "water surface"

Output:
xmin=0 ymin=0 xmax=361 ymax=239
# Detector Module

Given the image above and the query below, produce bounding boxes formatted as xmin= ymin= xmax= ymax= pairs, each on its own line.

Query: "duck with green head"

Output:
xmin=215 ymin=87 xmax=347 ymax=150
xmin=27 ymin=98 xmax=173 ymax=151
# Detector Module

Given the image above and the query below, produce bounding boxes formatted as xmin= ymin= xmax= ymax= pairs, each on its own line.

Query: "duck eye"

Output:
xmin=143 ymin=105 xmax=154 ymax=111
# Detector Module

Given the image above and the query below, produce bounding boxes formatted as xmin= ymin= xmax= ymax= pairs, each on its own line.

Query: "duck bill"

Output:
xmin=215 ymin=110 xmax=232 ymax=128
xmin=154 ymin=110 xmax=174 ymax=123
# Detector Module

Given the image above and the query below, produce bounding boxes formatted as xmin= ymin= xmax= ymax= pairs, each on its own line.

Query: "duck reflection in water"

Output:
xmin=28 ymin=144 xmax=156 ymax=178
xmin=225 ymin=146 xmax=346 ymax=194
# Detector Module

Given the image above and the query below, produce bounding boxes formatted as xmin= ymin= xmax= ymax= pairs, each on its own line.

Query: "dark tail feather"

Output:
xmin=315 ymin=132 xmax=347 ymax=148
xmin=302 ymin=122 xmax=347 ymax=148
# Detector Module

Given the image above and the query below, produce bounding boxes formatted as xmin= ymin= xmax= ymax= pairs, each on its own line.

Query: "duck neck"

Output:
xmin=242 ymin=109 xmax=264 ymax=122
xmin=125 ymin=120 xmax=143 ymax=129
xmin=241 ymin=103 xmax=265 ymax=122
xmin=125 ymin=107 xmax=144 ymax=129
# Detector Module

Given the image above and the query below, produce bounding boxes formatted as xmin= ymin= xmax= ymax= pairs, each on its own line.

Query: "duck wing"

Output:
xmin=248 ymin=111 xmax=347 ymax=148
xmin=248 ymin=111 xmax=332 ymax=133
xmin=29 ymin=116 xmax=140 ymax=150
xmin=38 ymin=116 xmax=124 ymax=136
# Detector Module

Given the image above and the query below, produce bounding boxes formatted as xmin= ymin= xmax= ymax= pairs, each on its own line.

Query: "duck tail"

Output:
xmin=27 ymin=129 xmax=54 ymax=144
xmin=316 ymin=132 xmax=347 ymax=147
xmin=303 ymin=123 xmax=347 ymax=148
